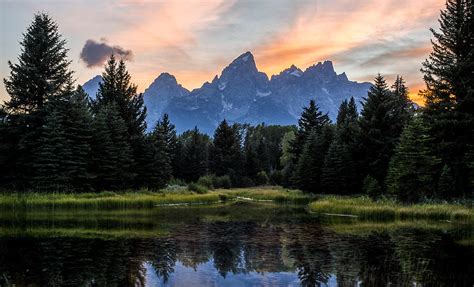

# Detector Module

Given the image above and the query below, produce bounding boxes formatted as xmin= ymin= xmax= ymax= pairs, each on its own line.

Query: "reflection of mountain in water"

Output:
xmin=0 ymin=204 xmax=472 ymax=286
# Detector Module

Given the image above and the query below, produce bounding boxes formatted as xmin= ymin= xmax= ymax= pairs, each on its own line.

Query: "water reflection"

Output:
xmin=0 ymin=203 xmax=472 ymax=286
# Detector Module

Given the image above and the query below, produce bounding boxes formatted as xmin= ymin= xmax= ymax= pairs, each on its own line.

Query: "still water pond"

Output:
xmin=0 ymin=202 xmax=472 ymax=286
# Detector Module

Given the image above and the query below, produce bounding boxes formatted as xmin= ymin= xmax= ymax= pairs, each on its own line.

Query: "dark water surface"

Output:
xmin=0 ymin=202 xmax=472 ymax=286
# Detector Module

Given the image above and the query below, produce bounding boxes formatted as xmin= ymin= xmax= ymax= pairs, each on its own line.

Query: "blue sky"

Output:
xmin=0 ymin=0 xmax=445 ymax=103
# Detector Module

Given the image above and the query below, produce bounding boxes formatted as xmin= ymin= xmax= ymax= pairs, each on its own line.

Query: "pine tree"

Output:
xmin=95 ymin=55 xmax=147 ymax=187
xmin=362 ymin=175 xmax=382 ymax=199
xmin=152 ymin=113 xmax=178 ymax=177
xmin=64 ymin=86 xmax=94 ymax=191
xmin=32 ymin=99 xmax=72 ymax=191
xmin=31 ymin=86 xmax=94 ymax=191
xmin=3 ymin=13 xmax=74 ymax=189
xmin=91 ymin=104 xmax=134 ymax=190
xmin=135 ymin=134 xmax=170 ymax=190
xmin=391 ymin=76 xmax=414 ymax=125
xmin=438 ymin=164 xmax=456 ymax=199
xmin=321 ymin=139 xmax=356 ymax=195
xmin=336 ymin=100 xmax=348 ymax=127
xmin=244 ymin=131 xmax=260 ymax=180
xmin=180 ymin=127 xmax=210 ymax=182
xmin=291 ymin=100 xmax=330 ymax=162
xmin=3 ymin=13 xmax=73 ymax=125
xmin=358 ymin=74 xmax=406 ymax=187
xmin=386 ymin=116 xmax=441 ymax=202
xmin=295 ymin=125 xmax=334 ymax=193
xmin=322 ymin=97 xmax=360 ymax=194
xmin=421 ymin=0 xmax=474 ymax=196
xmin=210 ymin=120 xmax=243 ymax=180
xmin=421 ymin=0 xmax=474 ymax=112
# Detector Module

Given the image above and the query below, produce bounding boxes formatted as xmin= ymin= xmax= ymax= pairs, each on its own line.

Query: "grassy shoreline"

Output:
xmin=0 ymin=187 xmax=308 ymax=210
xmin=309 ymin=196 xmax=473 ymax=221
xmin=0 ymin=188 xmax=472 ymax=222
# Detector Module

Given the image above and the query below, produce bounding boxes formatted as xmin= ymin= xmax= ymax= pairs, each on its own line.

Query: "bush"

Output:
xmin=269 ymin=170 xmax=283 ymax=186
xmin=255 ymin=171 xmax=269 ymax=186
xmin=240 ymin=177 xmax=255 ymax=187
xmin=213 ymin=175 xmax=232 ymax=189
xmin=363 ymin=175 xmax=382 ymax=199
xmin=197 ymin=175 xmax=214 ymax=190
xmin=168 ymin=178 xmax=187 ymax=187
xmin=187 ymin=182 xmax=208 ymax=194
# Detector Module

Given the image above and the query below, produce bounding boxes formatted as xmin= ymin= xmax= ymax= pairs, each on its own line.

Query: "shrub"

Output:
xmin=168 ymin=178 xmax=187 ymax=187
xmin=269 ymin=170 xmax=283 ymax=186
xmin=213 ymin=175 xmax=232 ymax=189
xmin=240 ymin=177 xmax=255 ymax=187
xmin=197 ymin=175 xmax=214 ymax=190
xmin=255 ymin=171 xmax=269 ymax=186
xmin=363 ymin=175 xmax=382 ymax=199
xmin=187 ymin=182 xmax=208 ymax=194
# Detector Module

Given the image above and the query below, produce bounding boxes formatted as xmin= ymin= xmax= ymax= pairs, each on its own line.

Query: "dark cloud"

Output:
xmin=80 ymin=39 xmax=133 ymax=68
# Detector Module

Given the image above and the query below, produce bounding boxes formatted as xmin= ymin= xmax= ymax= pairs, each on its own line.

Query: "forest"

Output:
xmin=0 ymin=0 xmax=473 ymax=204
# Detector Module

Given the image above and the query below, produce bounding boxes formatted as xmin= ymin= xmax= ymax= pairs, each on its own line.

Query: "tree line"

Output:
xmin=1 ymin=0 xmax=473 ymax=202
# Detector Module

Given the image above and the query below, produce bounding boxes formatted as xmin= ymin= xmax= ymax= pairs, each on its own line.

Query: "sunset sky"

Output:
xmin=0 ymin=0 xmax=446 ymax=104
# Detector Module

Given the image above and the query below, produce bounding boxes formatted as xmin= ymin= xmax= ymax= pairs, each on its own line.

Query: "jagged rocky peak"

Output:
xmin=221 ymin=51 xmax=259 ymax=77
xmin=154 ymin=72 xmax=178 ymax=84
xmin=82 ymin=75 xmax=102 ymax=100
xmin=271 ymin=64 xmax=304 ymax=80
xmin=337 ymin=72 xmax=348 ymax=81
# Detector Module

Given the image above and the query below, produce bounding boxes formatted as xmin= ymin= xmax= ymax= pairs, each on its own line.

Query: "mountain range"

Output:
xmin=82 ymin=51 xmax=371 ymax=134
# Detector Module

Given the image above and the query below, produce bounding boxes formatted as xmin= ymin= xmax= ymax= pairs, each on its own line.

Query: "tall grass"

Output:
xmin=309 ymin=195 xmax=474 ymax=221
xmin=0 ymin=191 xmax=222 ymax=210
xmin=0 ymin=187 xmax=311 ymax=210
xmin=219 ymin=186 xmax=311 ymax=204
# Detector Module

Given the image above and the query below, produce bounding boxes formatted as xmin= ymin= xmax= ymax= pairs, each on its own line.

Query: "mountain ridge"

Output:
xmin=83 ymin=52 xmax=371 ymax=134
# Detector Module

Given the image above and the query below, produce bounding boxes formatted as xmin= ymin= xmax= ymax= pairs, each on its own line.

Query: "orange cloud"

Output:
xmin=254 ymin=0 xmax=443 ymax=75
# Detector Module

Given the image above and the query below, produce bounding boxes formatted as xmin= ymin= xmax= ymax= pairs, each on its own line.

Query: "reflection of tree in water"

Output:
xmin=0 ymin=218 xmax=473 ymax=286
xmin=281 ymin=222 xmax=331 ymax=286
xmin=208 ymin=221 xmax=254 ymax=277
xmin=149 ymin=237 xmax=177 ymax=283
xmin=357 ymin=232 xmax=402 ymax=286
xmin=393 ymin=229 xmax=474 ymax=286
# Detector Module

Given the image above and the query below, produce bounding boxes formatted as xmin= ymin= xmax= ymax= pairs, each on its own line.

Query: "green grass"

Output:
xmin=0 ymin=186 xmax=310 ymax=210
xmin=218 ymin=186 xmax=311 ymax=204
xmin=0 ymin=191 xmax=222 ymax=210
xmin=309 ymin=195 xmax=474 ymax=221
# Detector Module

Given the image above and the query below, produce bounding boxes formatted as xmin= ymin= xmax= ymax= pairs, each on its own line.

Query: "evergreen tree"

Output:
xmin=295 ymin=125 xmax=334 ymax=193
xmin=179 ymin=127 xmax=210 ymax=182
xmin=60 ymin=87 xmax=94 ymax=191
xmin=3 ymin=13 xmax=74 ymax=189
xmin=321 ymin=139 xmax=356 ymax=195
xmin=421 ymin=0 xmax=474 ymax=196
xmin=291 ymin=100 xmax=330 ymax=162
xmin=280 ymin=130 xmax=296 ymax=187
xmin=3 ymin=13 xmax=73 ymax=126
xmin=135 ymin=134 xmax=170 ymax=190
xmin=210 ymin=120 xmax=243 ymax=180
xmin=320 ymin=99 xmax=359 ymax=194
xmin=91 ymin=104 xmax=134 ymax=190
xmin=32 ymin=99 xmax=72 ymax=191
xmin=421 ymin=0 xmax=474 ymax=112
xmin=95 ymin=55 xmax=147 ymax=187
xmin=31 ymin=86 xmax=94 ymax=191
xmin=336 ymin=97 xmax=359 ymax=152
xmin=386 ymin=116 xmax=441 ymax=202
xmin=438 ymin=164 xmax=456 ymax=199
xmin=358 ymin=74 xmax=406 ymax=187
xmin=336 ymin=100 xmax=348 ymax=127
xmin=391 ymin=76 xmax=414 ymax=125
xmin=152 ymin=113 xmax=178 ymax=177
xmin=244 ymin=131 xmax=260 ymax=180
xmin=362 ymin=175 xmax=382 ymax=199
